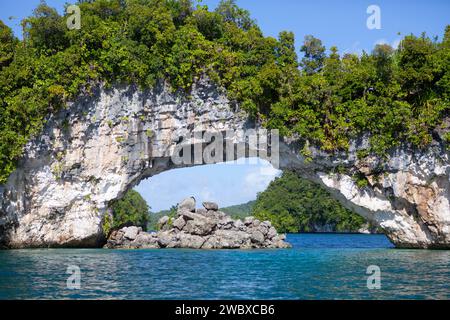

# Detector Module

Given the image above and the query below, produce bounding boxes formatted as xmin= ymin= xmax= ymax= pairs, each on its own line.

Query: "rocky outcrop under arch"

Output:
xmin=0 ymin=79 xmax=448 ymax=248
xmin=104 ymin=199 xmax=291 ymax=250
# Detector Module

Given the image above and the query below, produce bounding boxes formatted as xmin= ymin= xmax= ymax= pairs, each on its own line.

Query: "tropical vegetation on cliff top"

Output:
xmin=0 ymin=0 xmax=449 ymax=183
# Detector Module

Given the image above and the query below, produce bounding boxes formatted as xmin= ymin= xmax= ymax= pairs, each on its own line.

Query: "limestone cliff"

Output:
xmin=281 ymin=136 xmax=450 ymax=248
xmin=0 ymin=80 xmax=448 ymax=248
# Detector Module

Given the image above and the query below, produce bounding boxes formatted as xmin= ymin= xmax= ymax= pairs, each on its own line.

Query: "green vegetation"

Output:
xmin=0 ymin=0 xmax=449 ymax=183
xmin=221 ymin=200 xmax=255 ymax=220
xmin=148 ymin=205 xmax=177 ymax=231
xmin=105 ymin=189 xmax=150 ymax=235
xmin=252 ymin=171 xmax=368 ymax=233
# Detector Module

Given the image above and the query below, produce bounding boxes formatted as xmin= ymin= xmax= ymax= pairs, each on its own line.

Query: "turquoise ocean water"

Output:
xmin=0 ymin=233 xmax=449 ymax=300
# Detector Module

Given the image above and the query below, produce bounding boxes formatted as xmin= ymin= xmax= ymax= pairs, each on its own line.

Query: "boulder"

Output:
xmin=202 ymin=230 xmax=251 ymax=249
xmin=208 ymin=210 xmax=226 ymax=219
xmin=105 ymin=199 xmax=291 ymax=250
xmin=178 ymin=197 xmax=196 ymax=212
xmin=158 ymin=216 xmax=170 ymax=230
xmin=134 ymin=233 xmax=159 ymax=249
xmin=123 ymin=226 xmax=140 ymax=241
xmin=179 ymin=233 xmax=206 ymax=249
xmin=179 ymin=210 xmax=201 ymax=221
xmin=257 ymin=222 xmax=271 ymax=236
xmin=250 ymin=230 xmax=265 ymax=244
xmin=195 ymin=208 xmax=208 ymax=216
xmin=217 ymin=216 xmax=234 ymax=230
xmin=184 ymin=218 xmax=216 ymax=236
xmin=202 ymin=202 xmax=219 ymax=211
xmin=251 ymin=219 xmax=261 ymax=228
xmin=267 ymin=227 xmax=278 ymax=240
xmin=157 ymin=231 xmax=178 ymax=248
xmin=172 ymin=216 xmax=186 ymax=230
xmin=108 ymin=230 xmax=124 ymax=242
xmin=244 ymin=217 xmax=255 ymax=226
xmin=233 ymin=219 xmax=246 ymax=231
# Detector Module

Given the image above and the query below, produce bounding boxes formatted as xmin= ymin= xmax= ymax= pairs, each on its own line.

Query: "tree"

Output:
xmin=21 ymin=1 xmax=66 ymax=52
xmin=300 ymin=35 xmax=326 ymax=75
xmin=215 ymin=0 xmax=254 ymax=31
xmin=277 ymin=31 xmax=298 ymax=68
xmin=147 ymin=204 xmax=177 ymax=230
xmin=443 ymin=25 xmax=450 ymax=48
xmin=252 ymin=171 xmax=367 ymax=233
xmin=0 ymin=21 xmax=16 ymax=69
xmin=167 ymin=0 xmax=194 ymax=26
xmin=193 ymin=7 xmax=224 ymax=41
xmin=109 ymin=190 xmax=150 ymax=231
xmin=372 ymin=43 xmax=394 ymax=82
xmin=0 ymin=1 xmax=448 ymax=185
xmin=397 ymin=34 xmax=436 ymax=105
xmin=436 ymin=25 xmax=450 ymax=103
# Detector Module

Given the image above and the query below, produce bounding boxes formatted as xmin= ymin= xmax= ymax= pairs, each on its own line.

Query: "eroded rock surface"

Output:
xmin=104 ymin=199 xmax=291 ymax=249
xmin=0 ymin=79 xmax=448 ymax=249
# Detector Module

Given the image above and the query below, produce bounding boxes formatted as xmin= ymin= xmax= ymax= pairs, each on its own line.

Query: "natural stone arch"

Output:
xmin=0 ymin=79 xmax=449 ymax=248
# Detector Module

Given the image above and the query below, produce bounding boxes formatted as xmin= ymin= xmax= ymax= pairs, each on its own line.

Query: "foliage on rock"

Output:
xmin=252 ymin=171 xmax=368 ymax=233
xmin=108 ymin=189 xmax=150 ymax=233
xmin=0 ymin=0 xmax=449 ymax=183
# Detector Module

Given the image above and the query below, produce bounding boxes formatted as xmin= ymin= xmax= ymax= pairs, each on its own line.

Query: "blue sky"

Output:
xmin=1 ymin=1 xmax=448 ymax=210
xmin=135 ymin=159 xmax=281 ymax=211
xmin=2 ymin=0 xmax=449 ymax=52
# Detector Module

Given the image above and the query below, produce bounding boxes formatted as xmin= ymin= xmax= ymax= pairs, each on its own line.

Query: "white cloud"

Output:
xmin=242 ymin=162 xmax=281 ymax=197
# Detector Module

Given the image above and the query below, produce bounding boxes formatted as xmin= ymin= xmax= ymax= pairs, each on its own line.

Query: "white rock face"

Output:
xmin=0 ymin=80 xmax=449 ymax=248
xmin=314 ymin=150 xmax=450 ymax=248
